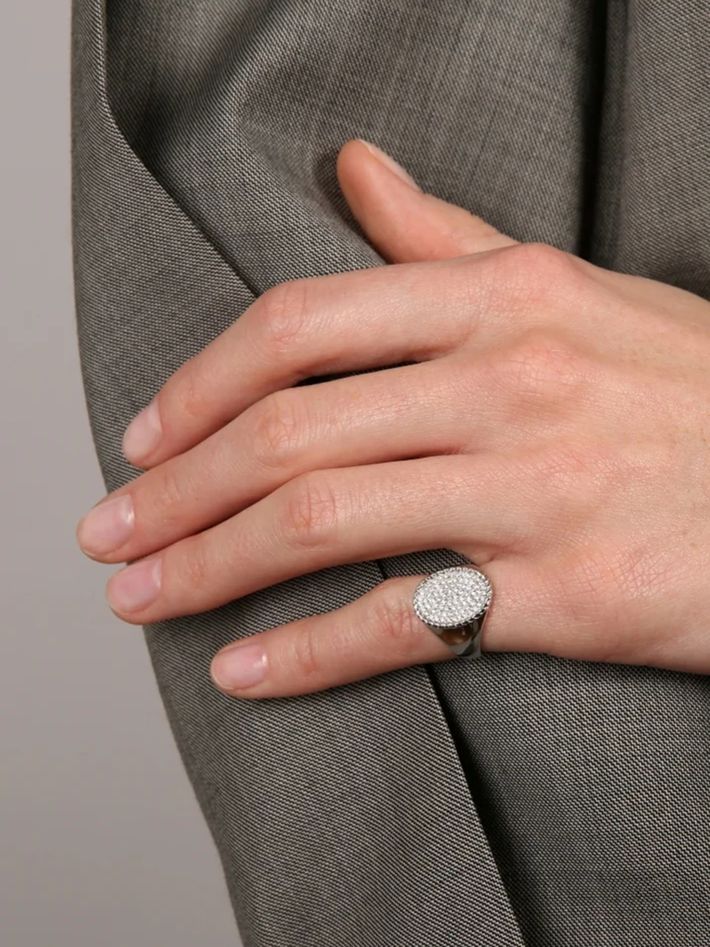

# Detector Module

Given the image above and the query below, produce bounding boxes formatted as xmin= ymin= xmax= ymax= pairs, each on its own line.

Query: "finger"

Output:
xmin=80 ymin=356 xmax=505 ymax=564
xmin=120 ymin=253 xmax=501 ymax=469
xmin=336 ymin=138 xmax=517 ymax=263
xmin=82 ymin=326 xmax=593 ymax=566
xmin=105 ymin=453 xmax=540 ymax=625
xmin=209 ymin=560 xmax=541 ymax=699
xmin=208 ymin=574 xmax=473 ymax=698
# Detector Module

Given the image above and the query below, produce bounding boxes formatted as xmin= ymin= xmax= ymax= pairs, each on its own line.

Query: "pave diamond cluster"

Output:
xmin=412 ymin=565 xmax=492 ymax=629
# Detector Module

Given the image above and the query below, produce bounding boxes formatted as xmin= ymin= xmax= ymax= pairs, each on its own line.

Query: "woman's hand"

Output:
xmin=76 ymin=140 xmax=710 ymax=697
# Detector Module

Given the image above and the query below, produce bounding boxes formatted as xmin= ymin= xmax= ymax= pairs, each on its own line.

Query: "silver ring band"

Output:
xmin=412 ymin=565 xmax=492 ymax=659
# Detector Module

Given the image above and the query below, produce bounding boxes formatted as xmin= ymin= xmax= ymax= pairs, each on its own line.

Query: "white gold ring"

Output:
xmin=412 ymin=565 xmax=493 ymax=658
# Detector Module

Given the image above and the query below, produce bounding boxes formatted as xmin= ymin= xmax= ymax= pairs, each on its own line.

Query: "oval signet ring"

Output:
xmin=412 ymin=565 xmax=493 ymax=658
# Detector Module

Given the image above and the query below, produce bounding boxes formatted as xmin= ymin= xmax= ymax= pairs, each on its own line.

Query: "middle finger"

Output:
xmin=104 ymin=452 xmax=542 ymax=624
xmin=78 ymin=354 xmax=520 ymax=564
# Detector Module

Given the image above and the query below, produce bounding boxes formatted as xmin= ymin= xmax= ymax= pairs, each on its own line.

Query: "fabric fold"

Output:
xmin=71 ymin=1 xmax=527 ymax=944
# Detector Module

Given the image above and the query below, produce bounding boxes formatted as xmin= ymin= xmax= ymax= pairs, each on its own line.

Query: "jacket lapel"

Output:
xmin=72 ymin=2 xmax=526 ymax=942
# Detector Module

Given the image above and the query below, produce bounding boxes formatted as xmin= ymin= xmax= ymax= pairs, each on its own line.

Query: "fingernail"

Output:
xmin=357 ymin=140 xmax=422 ymax=191
xmin=211 ymin=643 xmax=268 ymax=692
xmin=77 ymin=494 xmax=135 ymax=556
xmin=107 ymin=557 xmax=162 ymax=614
xmin=123 ymin=400 xmax=162 ymax=465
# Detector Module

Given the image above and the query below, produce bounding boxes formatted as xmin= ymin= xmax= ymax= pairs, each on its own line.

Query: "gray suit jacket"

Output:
xmin=71 ymin=1 xmax=710 ymax=944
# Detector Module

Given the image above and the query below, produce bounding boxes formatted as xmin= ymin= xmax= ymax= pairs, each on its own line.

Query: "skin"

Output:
xmin=76 ymin=139 xmax=710 ymax=698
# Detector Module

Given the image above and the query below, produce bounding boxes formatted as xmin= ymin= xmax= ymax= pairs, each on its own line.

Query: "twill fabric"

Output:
xmin=71 ymin=1 xmax=710 ymax=945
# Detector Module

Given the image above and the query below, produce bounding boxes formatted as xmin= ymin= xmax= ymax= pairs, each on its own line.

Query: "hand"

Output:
xmin=76 ymin=139 xmax=710 ymax=697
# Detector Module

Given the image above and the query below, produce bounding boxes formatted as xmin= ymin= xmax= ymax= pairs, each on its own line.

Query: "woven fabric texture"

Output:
xmin=72 ymin=2 xmax=710 ymax=945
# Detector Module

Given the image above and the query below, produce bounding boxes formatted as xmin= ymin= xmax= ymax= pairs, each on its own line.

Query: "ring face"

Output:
xmin=413 ymin=566 xmax=492 ymax=628
xmin=412 ymin=566 xmax=492 ymax=658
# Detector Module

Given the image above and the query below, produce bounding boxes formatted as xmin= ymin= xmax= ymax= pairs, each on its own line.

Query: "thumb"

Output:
xmin=336 ymin=139 xmax=517 ymax=263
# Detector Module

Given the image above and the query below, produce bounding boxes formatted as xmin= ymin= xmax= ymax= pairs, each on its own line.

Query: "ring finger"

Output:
xmin=209 ymin=563 xmax=536 ymax=699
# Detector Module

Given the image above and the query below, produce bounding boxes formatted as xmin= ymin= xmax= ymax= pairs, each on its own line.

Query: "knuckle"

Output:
xmin=169 ymin=360 xmax=212 ymax=423
xmin=150 ymin=463 xmax=190 ymax=530
xmin=451 ymin=254 xmax=501 ymax=336
xmin=251 ymin=390 xmax=308 ymax=471
xmin=175 ymin=536 xmax=210 ymax=595
xmin=524 ymin=442 xmax=620 ymax=526
xmin=279 ymin=472 xmax=340 ymax=548
xmin=552 ymin=544 xmax=668 ymax=664
xmin=509 ymin=241 xmax=574 ymax=284
xmin=532 ymin=441 xmax=602 ymax=483
xmin=257 ymin=279 xmax=311 ymax=356
xmin=501 ymin=444 xmax=619 ymax=553
xmin=491 ymin=329 xmax=587 ymax=406
xmin=373 ymin=582 xmax=427 ymax=652
xmin=291 ymin=624 xmax=321 ymax=679
xmin=494 ymin=242 xmax=582 ymax=308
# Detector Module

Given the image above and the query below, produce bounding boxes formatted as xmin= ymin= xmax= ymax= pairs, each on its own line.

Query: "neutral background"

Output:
xmin=1 ymin=4 xmax=240 ymax=945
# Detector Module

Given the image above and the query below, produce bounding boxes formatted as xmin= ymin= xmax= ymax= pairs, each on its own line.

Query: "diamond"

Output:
xmin=412 ymin=566 xmax=492 ymax=629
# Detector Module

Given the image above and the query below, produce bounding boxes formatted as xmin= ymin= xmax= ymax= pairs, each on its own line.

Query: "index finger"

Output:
xmin=121 ymin=253 xmax=504 ymax=468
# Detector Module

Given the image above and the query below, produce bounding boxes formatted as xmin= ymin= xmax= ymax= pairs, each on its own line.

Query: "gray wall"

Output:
xmin=1 ymin=4 xmax=240 ymax=944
